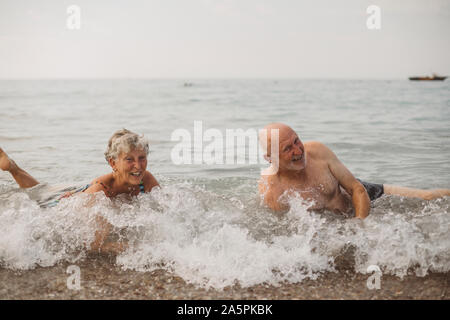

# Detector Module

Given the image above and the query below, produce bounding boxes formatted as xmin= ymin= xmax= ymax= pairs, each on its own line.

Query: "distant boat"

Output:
xmin=409 ymin=73 xmax=447 ymax=81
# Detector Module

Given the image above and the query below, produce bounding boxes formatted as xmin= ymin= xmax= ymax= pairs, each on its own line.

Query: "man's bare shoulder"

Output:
xmin=258 ymin=175 xmax=273 ymax=193
xmin=258 ymin=176 xmax=285 ymax=211
xmin=259 ymin=172 xmax=285 ymax=191
xmin=304 ymin=141 xmax=331 ymax=159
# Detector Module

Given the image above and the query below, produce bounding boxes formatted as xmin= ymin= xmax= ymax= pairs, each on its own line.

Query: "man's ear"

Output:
xmin=264 ymin=154 xmax=272 ymax=163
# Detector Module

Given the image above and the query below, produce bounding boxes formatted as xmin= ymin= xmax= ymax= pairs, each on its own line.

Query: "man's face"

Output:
xmin=278 ymin=128 xmax=306 ymax=172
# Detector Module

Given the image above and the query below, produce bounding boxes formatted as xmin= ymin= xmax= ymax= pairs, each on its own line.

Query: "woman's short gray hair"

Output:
xmin=104 ymin=129 xmax=149 ymax=162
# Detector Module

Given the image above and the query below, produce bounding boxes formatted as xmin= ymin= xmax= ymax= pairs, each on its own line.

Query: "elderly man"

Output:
xmin=258 ymin=123 xmax=450 ymax=219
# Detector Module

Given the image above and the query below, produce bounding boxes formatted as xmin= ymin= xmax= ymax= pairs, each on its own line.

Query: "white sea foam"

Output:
xmin=0 ymin=182 xmax=448 ymax=289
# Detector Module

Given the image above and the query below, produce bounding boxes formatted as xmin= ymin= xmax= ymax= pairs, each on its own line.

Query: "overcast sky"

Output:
xmin=0 ymin=0 xmax=449 ymax=79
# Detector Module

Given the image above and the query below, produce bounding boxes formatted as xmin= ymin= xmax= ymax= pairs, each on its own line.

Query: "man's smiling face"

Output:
xmin=278 ymin=127 xmax=306 ymax=172
xmin=261 ymin=123 xmax=306 ymax=174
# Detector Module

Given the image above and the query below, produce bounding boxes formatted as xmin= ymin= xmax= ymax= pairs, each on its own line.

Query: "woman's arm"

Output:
xmin=83 ymin=182 xmax=128 ymax=254
xmin=89 ymin=215 xmax=128 ymax=254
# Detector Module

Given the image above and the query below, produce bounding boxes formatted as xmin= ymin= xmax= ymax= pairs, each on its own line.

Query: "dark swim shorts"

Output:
xmin=357 ymin=179 xmax=384 ymax=201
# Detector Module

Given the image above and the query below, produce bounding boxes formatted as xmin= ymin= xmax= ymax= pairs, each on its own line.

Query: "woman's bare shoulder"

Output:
xmin=143 ymin=171 xmax=160 ymax=192
xmin=84 ymin=174 xmax=113 ymax=195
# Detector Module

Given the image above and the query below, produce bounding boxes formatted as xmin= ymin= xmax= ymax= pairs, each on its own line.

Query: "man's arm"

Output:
xmin=320 ymin=143 xmax=370 ymax=219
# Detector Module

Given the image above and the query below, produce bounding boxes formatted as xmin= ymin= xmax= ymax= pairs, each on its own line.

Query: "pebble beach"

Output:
xmin=1 ymin=255 xmax=448 ymax=300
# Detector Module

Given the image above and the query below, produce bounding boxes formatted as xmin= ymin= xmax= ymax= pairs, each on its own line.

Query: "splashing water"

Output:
xmin=0 ymin=181 xmax=448 ymax=290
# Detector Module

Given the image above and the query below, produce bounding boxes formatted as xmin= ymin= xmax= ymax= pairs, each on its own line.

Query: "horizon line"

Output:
xmin=0 ymin=76 xmax=415 ymax=81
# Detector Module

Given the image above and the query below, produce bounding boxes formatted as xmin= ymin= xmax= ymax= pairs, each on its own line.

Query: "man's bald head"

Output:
xmin=259 ymin=122 xmax=297 ymax=157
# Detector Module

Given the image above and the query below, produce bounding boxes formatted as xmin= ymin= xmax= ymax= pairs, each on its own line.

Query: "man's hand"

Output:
xmin=349 ymin=181 xmax=370 ymax=219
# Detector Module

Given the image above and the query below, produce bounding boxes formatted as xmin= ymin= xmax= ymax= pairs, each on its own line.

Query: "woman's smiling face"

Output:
xmin=110 ymin=148 xmax=148 ymax=185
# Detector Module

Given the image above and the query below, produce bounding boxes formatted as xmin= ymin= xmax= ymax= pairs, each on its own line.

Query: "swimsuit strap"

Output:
xmin=48 ymin=183 xmax=92 ymax=208
xmin=81 ymin=181 xmax=144 ymax=196
xmin=80 ymin=184 xmax=91 ymax=192
xmin=96 ymin=181 xmax=109 ymax=190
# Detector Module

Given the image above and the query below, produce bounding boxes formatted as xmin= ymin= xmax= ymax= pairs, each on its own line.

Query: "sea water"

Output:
xmin=0 ymin=79 xmax=449 ymax=289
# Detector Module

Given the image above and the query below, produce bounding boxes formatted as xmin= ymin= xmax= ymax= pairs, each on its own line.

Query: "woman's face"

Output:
xmin=110 ymin=148 xmax=148 ymax=185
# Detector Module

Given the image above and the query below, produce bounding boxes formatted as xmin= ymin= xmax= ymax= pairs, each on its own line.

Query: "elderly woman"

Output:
xmin=0 ymin=128 xmax=159 ymax=253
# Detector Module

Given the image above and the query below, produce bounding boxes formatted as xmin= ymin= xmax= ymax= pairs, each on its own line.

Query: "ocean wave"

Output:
xmin=0 ymin=182 xmax=449 ymax=289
